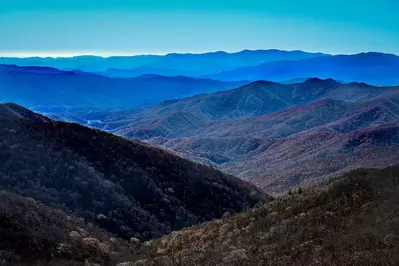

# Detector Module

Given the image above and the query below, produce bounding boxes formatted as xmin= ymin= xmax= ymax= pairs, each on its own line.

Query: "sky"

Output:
xmin=1 ymin=0 xmax=398 ymax=57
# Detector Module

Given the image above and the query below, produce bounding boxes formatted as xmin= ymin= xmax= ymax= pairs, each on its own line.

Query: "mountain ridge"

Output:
xmin=99 ymin=78 xmax=399 ymax=137
xmin=0 ymin=64 xmax=246 ymax=113
xmin=207 ymin=52 xmax=399 ymax=86
xmin=0 ymin=103 xmax=265 ymax=240
xmin=86 ymin=79 xmax=399 ymax=193
xmin=125 ymin=165 xmax=399 ymax=265
xmin=0 ymin=49 xmax=329 ymax=76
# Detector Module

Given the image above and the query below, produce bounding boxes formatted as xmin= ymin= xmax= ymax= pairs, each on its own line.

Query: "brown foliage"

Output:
xmin=128 ymin=166 xmax=399 ymax=265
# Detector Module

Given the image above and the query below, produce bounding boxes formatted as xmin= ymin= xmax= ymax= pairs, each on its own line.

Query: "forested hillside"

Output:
xmin=0 ymin=103 xmax=264 ymax=241
xmin=125 ymin=166 xmax=399 ymax=265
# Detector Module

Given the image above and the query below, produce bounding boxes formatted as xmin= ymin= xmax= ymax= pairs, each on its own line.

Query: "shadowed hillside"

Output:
xmin=0 ymin=190 xmax=136 ymax=266
xmin=0 ymin=103 xmax=264 ymax=242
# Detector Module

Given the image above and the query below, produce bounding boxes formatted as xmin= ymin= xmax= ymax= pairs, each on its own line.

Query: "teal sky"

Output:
xmin=1 ymin=0 xmax=398 ymax=57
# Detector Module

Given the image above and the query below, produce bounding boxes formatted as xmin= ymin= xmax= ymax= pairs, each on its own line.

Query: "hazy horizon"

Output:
xmin=2 ymin=0 xmax=398 ymax=56
xmin=1 ymin=48 xmax=398 ymax=59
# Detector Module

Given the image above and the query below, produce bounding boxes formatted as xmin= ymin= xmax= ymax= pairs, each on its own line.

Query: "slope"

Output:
xmin=149 ymin=122 xmax=399 ymax=193
xmin=0 ymin=190 xmax=139 ymax=266
xmin=81 ymin=79 xmax=399 ymax=193
xmin=99 ymin=79 xmax=398 ymax=138
xmin=0 ymin=103 xmax=264 ymax=241
xmin=125 ymin=165 xmax=399 ymax=266
xmin=147 ymin=95 xmax=399 ymax=193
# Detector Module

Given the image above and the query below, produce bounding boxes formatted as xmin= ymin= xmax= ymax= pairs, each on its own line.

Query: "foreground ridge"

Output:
xmin=127 ymin=166 xmax=399 ymax=265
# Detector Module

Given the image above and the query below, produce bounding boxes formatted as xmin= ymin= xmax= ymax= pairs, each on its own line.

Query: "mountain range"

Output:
xmin=1 ymin=48 xmax=399 ymax=265
xmin=0 ymin=50 xmax=327 ymax=76
xmin=98 ymin=78 xmax=397 ymax=130
xmin=0 ymin=64 xmax=245 ymax=114
xmin=207 ymin=52 xmax=399 ymax=86
xmin=2 ymin=50 xmax=399 ymax=86
xmin=85 ymin=79 xmax=399 ymax=193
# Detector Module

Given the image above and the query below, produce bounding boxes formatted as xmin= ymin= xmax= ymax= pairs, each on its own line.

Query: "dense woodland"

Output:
xmin=0 ymin=190 xmax=118 ymax=265
xmin=129 ymin=166 xmax=399 ymax=265
xmin=0 ymin=104 xmax=263 ymax=242
xmin=2 ymin=161 xmax=399 ymax=265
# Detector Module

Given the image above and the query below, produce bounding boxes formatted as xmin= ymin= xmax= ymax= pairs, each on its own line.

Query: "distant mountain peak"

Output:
xmin=303 ymin=77 xmax=341 ymax=86
xmin=245 ymin=80 xmax=278 ymax=87
xmin=356 ymin=51 xmax=398 ymax=57
xmin=0 ymin=64 xmax=62 ymax=73
xmin=346 ymin=81 xmax=370 ymax=87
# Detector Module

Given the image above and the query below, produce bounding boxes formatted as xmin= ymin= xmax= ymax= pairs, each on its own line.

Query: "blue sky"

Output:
xmin=1 ymin=0 xmax=398 ymax=56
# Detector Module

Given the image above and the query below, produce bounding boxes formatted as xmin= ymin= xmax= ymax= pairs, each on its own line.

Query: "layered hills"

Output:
xmin=2 ymin=51 xmax=398 ymax=86
xmin=1 ymin=49 xmax=399 ymax=265
xmin=0 ymin=103 xmax=264 ymax=242
xmin=0 ymin=49 xmax=326 ymax=76
xmin=207 ymin=52 xmax=399 ymax=86
xmin=92 ymin=79 xmax=399 ymax=193
xmin=101 ymin=78 xmax=397 ymax=133
xmin=0 ymin=64 xmax=245 ymax=112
